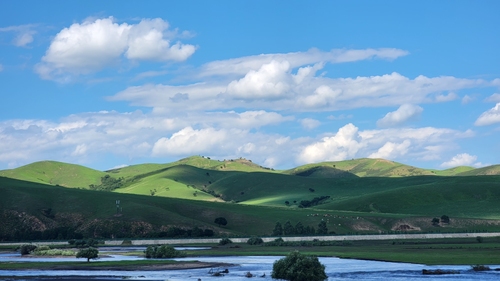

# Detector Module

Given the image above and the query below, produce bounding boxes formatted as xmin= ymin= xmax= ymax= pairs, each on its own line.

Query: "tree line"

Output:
xmin=272 ymin=220 xmax=329 ymax=236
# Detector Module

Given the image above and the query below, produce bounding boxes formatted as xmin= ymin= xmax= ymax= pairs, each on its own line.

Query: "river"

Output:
xmin=0 ymin=252 xmax=499 ymax=280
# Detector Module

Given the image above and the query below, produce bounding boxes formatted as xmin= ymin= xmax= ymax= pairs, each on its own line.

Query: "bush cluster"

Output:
xmin=218 ymin=238 xmax=233 ymax=245
xmin=20 ymin=244 xmax=37 ymax=255
xmin=144 ymin=245 xmax=185 ymax=258
xmin=247 ymin=236 xmax=264 ymax=245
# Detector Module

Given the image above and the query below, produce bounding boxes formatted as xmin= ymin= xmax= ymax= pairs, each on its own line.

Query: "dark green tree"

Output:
xmin=317 ymin=221 xmax=328 ymax=235
xmin=432 ymin=218 xmax=440 ymax=226
xmin=284 ymin=221 xmax=295 ymax=235
xmin=272 ymin=251 xmax=327 ymax=281
xmin=295 ymin=222 xmax=305 ymax=235
xmin=441 ymin=215 xmax=450 ymax=224
xmin=76 ymin=247 xmax=99 ymax=262
xmin=272 ymin=222 xmax=283 ymax=236
xmin=214 ymin=217 xmax=227 ymax=227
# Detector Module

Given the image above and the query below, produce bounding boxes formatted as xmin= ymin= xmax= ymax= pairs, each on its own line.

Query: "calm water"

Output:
xmin=0 ymin=253 xmax=499 ymax=280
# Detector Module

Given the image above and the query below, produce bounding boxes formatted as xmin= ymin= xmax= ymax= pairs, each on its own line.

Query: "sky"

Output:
xmin=0 ymin=1 xmax=499 ymax=171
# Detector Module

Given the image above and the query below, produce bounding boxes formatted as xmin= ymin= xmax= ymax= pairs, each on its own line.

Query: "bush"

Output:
xmin=20 ymin=244 xmax=37 ymax=255
xmin=247 ymin=236 xmax=264 ymax=245
xmin=144 ymin=245 xmax=185 ymax=258
xmin=272 ymin=251 xmax=327 ymax=281
xmin=218 ymin=238 xmax=233 ymax=245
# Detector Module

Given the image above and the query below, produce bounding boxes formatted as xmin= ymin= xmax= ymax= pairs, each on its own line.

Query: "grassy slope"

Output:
xmin=457 ymin=164 xmax=500 ymax=176
xmin=0 ymin=161 xmax=105 ymax=188
xmin=286 ymin=158 xmax=435 ymax=177
xmin=318 ymin=175 xmax=500 ymax=219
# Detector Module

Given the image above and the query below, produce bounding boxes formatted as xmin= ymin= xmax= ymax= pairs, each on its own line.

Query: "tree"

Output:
xmin=272 ymin=222 xmax=283 ymax=236
xmin=284 ymin=221 xmax=295 ymax=235
xmin=76 ymin=247 xmax=99 ymax=262
xmin=441 ymin=215 xmax=450 ymax=224
xmin=272 ymin=251 xmax=327 ymax=281
xmin=432 ymin=218 xmax=440 ymax=226
xmin=295 ymin=222 xmax=305 ymax=235
xmin=214 ymin=217 xmax=227 ymax=227
xmin=317 ymin=221 xmax=328 ymax=235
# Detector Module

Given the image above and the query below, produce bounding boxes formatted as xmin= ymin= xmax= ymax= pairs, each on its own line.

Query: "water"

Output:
xmin=0 ymin=254 xmax=499 ymax=280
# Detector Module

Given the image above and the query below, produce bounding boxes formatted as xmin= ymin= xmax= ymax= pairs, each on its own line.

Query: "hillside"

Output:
xmin=0 ymin=161 xmax=105 ymax=188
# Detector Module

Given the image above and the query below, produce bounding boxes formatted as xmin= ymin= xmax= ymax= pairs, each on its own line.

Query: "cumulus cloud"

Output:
xmin=152 ymin=127 xmax=229 ymax=156
xmin=226 ymin=60 xmax=291 ymax=99
xmin=297 ymin=123 xmax=364 ymax=163
xmin=113 ymin=71 xmax=487 ymax=113
xmin=297 ymin=123 xmax=473 ymax=164
xmin=440 ymin=153 xmax=478 ymax=168
xmin=376 ymin=104 xmax=423 ymax=128
xmin=35 ymin=17 xmax=195 ymax=81
xmin=301 ymin=118 xmax=321 ymax=130
xmin=0 ymin=24 xmax=37 ymax=47
xmin=368 ymin=140 xmax=411 ymax=159
xmin=474 ymin=103 xmax=500 ymax=126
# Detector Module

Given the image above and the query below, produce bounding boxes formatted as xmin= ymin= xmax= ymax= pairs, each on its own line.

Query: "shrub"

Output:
xmin=272 ymin=251 xmax=327 ymax=281
xmin=144 ymin=245 xmax=185 ymax=258
xmin=218 ymin=238 xmax=233 ymax=245
xmin=20 ymin=244 xmax=37 ymax=255
xmin=247 ymin=236 xmax=264 ymax=245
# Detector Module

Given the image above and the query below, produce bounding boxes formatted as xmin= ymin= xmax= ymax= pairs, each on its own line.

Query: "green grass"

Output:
xmin=0 ymin=160 xmax=105 ymax=188
xmin=183 ymin=237 xmax=500 ymax=265
xmin=0 ymin=259 xmax=183 ymax=270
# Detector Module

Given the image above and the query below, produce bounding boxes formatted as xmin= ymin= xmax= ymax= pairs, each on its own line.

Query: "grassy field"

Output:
xmin=184 ymin=237 xmax=500 ymax=265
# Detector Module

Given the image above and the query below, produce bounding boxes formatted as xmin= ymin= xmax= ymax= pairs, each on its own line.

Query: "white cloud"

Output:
xmin=462 ymin=95 xmax=474 ymax=104
xmin=301 ymin=118 xmax=321 ymax=130
xmin=435 ymin=92 xmax=457 ymax=102
xmin=126 ymin=18 xmax=196 ymax=62
xmin=474 ymin=103 xmax=500 ymax=126
xmin=0 ymin=24 xmax=36 ymax=47
xmin=297 ymin=124 xmax=473 ymax=164
xmin=226 ymin=60 xmax=291 ymax=99
xmin=113 ymin=71 xmax=487 ymax=113
xmin=297 ymin=123 xmax=364 ymax=163
xmin=440 ymin=153 xmax=477 ymax=168
xmin=486 ymin=93 xmax=500 ymax=103
xmin=368 ymin=140 xmax=411 ymax=159
xmin=35 ymin=17 xmax=195 ymax=81
xmin=152 ymin=127 xmax=229 ymax=156
xmin=376 ymin=104 xmax=423 ymax=128
xmin=199 ymin=48 xmax=409 ymax=77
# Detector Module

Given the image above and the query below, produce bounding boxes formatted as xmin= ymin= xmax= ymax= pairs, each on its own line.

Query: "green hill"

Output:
xmin=430 ymin=166 xmax=475 ymax=176
xmin=288 ymin=158 xmax=434 ymax=178
xmin=0 ymin=161 xmax=105 ymax=188
xmin=456 ymin=165 xmax=500 ymax=176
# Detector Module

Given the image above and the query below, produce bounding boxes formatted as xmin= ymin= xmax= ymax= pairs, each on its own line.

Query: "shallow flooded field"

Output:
xmin=1 ymin=251 xmax=499 ymax=280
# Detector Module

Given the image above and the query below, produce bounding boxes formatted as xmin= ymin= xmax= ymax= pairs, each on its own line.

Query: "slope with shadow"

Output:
xmin=0 ymin=161 xmax=105 ymax=188
xmin=317 ymin=175 xmax=500 ymax=219
xmin=1 ymin=176 xmax=383 ymax=239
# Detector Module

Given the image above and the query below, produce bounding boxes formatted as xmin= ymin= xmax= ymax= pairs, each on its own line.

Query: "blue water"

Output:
xmin=0 ymin=254 xmax=499 ymax=280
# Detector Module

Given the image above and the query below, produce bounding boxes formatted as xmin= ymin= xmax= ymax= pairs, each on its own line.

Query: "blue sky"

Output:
xmin=1 ymin=1 xmax=499 ymax=171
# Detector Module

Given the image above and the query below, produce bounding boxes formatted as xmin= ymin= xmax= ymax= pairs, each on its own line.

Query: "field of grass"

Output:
xmin=184 ymin=237 xmax=500 ymax=265
xmin=0 ymin=160 xmax=105 ymax=188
